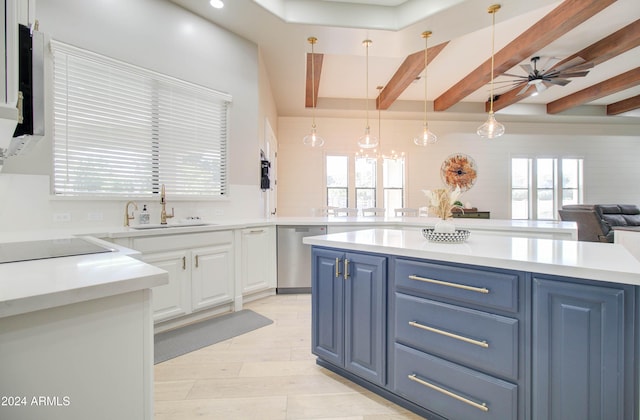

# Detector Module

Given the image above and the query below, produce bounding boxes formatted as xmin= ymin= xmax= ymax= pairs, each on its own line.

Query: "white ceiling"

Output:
xmin=169 ymin=0 xmax=640 ymax=121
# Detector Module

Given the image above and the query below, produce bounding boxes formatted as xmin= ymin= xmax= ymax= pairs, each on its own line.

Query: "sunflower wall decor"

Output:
xmin=440 ymin=153 xmax=478 ymax=191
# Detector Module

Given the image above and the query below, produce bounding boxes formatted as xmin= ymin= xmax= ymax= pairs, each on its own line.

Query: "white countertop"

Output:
xmin=0 ymin=236 xmax=168 ymax=318
xmin=303 ymin=228 xmax=640 ymax=286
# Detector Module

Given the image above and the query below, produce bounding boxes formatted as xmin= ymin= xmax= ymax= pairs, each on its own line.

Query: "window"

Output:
xmin=511 ymin=157 xmax=583 ymax=220
xmin=326 ymin=155 xmax=348 ymax=208
xmin=326 ymin=154 xmax=405 ymax=213
xmin=52 ymin=41 xmax=231 ymax=197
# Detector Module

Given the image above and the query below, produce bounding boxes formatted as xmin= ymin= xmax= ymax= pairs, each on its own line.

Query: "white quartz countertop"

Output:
xmin=303 ymin=228 xmax=640 ymax=286
xmin=86 ymin=216 xmax=576 ymax=239
xmin=0 ymin=236 xmax=168 ymax=318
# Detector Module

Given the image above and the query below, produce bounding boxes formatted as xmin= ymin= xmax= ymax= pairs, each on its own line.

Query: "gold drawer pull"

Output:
xmin=408 ymin=374 xmax=489 ymax=412
xmin=409 ymin=321 xmax=489 ymax=348
xmin=408 ymin=275 xmax=489 ymax=294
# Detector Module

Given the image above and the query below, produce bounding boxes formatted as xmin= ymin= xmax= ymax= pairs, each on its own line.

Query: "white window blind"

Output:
xmin=52 ymin=41 xmax=231 ymax=197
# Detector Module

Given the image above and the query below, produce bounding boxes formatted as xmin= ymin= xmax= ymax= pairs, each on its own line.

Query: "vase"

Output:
xmin=434 ymin=219 xmax=456 ymax=234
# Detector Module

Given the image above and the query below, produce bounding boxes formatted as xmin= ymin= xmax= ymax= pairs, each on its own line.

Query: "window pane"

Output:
xmin=537 ymin=158 xmax=554 ymax=188
xmin=562 ymin=159 xmax=578 ymax=188
xmin=511 ymin=158 xmax=529 ymax=188
xmin=512 ymin=189 xmax=529 ymax=219
xmin=537 ymin=189 xmax=554 ymax=219
xmin=563 ymin=188 xmax=578 ymax=205
xmin=327 ymin=156 xmax=348 ymax=187
xmin=327 ymin=188 xmax=347 ymax=208
xmin=384 ymin=189 xmax=403 ymax=213
xmin=383 ymin=158 xmax=404 ymax=188
xmin=355 ymin=157 xmax=376 ymax=188
xmin=356 ymin=188 xmax=375 ymax=209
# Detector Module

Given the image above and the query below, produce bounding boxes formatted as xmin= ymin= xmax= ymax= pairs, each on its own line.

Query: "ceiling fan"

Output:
xmin=499 ymin=56 xmax=593 ymax=96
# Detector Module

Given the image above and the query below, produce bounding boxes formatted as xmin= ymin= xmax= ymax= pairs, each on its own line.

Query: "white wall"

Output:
xmin=0 ymin=0 xmax=277 ymax=232
xmin=277 ymin=116 xmax=640 ymax=219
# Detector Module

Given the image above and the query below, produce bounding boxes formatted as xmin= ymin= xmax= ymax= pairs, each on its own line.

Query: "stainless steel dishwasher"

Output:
xmin=277 ymin=225 xmax=327 ymax=293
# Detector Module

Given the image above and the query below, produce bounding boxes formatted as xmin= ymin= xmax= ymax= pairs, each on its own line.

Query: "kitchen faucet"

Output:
xmin=124 ymin=201 xmax=138 ymax=227
xmin=160 ymin=184 xmax=174 ymax=224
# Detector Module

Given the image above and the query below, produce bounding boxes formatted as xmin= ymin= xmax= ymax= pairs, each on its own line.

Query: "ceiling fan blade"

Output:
xmin=554 ymin=70 xmax=590 ymax=78
xmin=552 ymin=56 xmax=587 ymax=72
xmin=520 ymin=64 xmax=533 ymax=75
xmin=540 ymin=57 xmax=561 ymax=72
xmin=502 ymin=73 xmax=528 ymax=78
xmin=517 ymin=83 xmax=532 ymax=96
xmin=547 ymin=78 xmax=571 ymax=86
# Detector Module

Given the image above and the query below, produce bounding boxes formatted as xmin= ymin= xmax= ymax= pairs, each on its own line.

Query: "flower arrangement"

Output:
xmin=423 ymin=186 xmax=463 ymax=220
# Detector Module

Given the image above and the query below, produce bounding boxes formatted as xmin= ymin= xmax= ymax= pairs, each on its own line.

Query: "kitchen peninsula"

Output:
xmin=0 ymin=236 xmax=168 ymax=420
xmin=304 ymin=229 xmax=640 ymax=420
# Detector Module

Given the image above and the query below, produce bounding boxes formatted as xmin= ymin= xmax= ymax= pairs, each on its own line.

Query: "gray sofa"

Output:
xmin=559 ymin=204 xmax=640 ymax=242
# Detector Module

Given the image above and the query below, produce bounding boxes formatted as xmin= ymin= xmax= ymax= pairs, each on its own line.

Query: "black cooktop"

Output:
xmin=0 ymin=237 xmax=115 ymax=264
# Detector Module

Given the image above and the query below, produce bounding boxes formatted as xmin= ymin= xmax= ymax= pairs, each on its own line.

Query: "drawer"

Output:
xmin=395 ymin=258 xmax=520 ymax=313
xmin=132 ymin=230 xmax=233 ymax=253
xmin=394 ymin=343 xmax=518 ymax=420
xmin=395 ymin=293 xmax=518 ymax=380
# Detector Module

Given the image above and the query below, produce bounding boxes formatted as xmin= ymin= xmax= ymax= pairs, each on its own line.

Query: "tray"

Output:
xmin=422 ymin=228 xmax=470 ymax=243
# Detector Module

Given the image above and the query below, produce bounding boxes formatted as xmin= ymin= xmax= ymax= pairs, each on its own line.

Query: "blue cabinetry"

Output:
xmin=532 ymin=275 xmax=637 ymax=420
xmin=311 ymin=248 xmax=387 ymax=386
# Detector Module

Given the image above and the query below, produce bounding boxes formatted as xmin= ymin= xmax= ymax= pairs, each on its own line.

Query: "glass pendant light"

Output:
xmin=414 ymin=31 xmax=438 ymax=146
xmin=357 ymin=40 xmax=378 ymax=149
xmin=477 ymin=4 xmax=505 ymax=139
xmin=303 ymin=37 xmax=325 ymax=147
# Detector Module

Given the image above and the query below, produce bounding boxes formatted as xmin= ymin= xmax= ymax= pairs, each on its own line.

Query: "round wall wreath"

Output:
xmin=440 ymin=153 xmax=478 ymax=191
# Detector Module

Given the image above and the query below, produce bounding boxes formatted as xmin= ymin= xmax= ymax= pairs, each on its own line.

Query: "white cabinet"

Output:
xmin=123 ymin=231 xmax=235 ymax=325
xmin=191 ymin=243 xmax=234 ymax=311
xmin=239 ymin=226 xmax=276 ymax=297
xmin=0 ymin=0 xmax=19 ymax=146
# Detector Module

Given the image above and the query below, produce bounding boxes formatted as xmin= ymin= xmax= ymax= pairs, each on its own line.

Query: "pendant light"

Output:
xmin=477 ymin=4 xmax=505 ymax=139
xmin=303 ymin=37 xmax=324 ymax=147
xmin=414 ymin=31 xmax=437 ymax=146
xmin=357 ymin=40 xmax=378 ymax=149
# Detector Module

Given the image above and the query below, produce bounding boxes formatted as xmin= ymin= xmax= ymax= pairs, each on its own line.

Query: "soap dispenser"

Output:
xmin=139 ymin=204 xmax=150 ymax=224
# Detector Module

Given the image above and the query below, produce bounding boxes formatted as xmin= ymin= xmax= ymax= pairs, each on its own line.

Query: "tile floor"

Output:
xmin=154 ymin=293 xmax=423 ymax=419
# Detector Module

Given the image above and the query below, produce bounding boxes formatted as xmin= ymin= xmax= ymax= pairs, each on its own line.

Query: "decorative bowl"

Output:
xmin=422 ymin=228 xmax=470 ymax=243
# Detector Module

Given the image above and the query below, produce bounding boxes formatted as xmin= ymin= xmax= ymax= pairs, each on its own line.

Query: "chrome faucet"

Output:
xmin=160 ymin=184 xmax=174 ymax=224
xmin=124 ymin=201 xmax=138 ymax=227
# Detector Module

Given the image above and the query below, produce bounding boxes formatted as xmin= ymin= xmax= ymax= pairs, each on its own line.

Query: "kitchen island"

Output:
xmin=304 ymin=229 xmax=640 ymax=420
xmin=0 ymin=236 xmax=168 ymax=420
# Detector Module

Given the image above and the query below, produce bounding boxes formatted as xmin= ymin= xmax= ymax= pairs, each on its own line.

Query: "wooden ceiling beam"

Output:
xmin=376 ymin=41 xmax=448 ymax=110
xmin=547 ymin=67 xmax=640 ymax=114
xmin=490 ymin=18 xmax=640 ymax=112
xmin=607 ymin=94 xmax=640 ymax=115
xmin=305 ymin=52 xmax=324 ymax=108
xmin=433 ymin=0 xmax=616 ymax=112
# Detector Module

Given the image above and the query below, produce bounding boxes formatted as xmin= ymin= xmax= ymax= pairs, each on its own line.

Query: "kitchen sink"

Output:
xmin=130 ymin=222 xmax=214 ymax=230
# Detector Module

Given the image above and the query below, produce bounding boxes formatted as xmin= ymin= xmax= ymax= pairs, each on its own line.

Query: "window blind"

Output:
xmin=52 ymin=41 xmax=231 ymax=197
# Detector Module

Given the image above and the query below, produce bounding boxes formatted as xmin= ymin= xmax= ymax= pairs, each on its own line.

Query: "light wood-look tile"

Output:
xmin=154 ymin=294 xmax=421 ymax=419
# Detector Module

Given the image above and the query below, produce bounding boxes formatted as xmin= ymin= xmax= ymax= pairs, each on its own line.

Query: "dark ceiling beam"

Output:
xmin=376 ymin=41 xmax=448 ymax=110
xmin=490 ymin=18 xmax=640 ymax=112
xmin=547 ymin=67 xmax=640 ymax=114
xmin=607 ymin=94 xmax=640 ymax=115
xmin=305 ymin=52 xmax=324 ymax=108
xmin=433 ymin=0 xmax=616 ymax=112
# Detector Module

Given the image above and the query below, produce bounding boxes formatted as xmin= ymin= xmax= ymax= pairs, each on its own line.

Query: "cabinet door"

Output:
xmin=240 ymin=227 xmax=274 ymax=294
xmin=344 ymin=252 xmax=386 ymax=386
xmin=533 ymin=277 xmax=626 ymax=420
xmin=142 ymin=250 xmax=190 ymax=322
xmin=312 ymin=248 xmax=344 ymax=366
xmin=191 ymin=244 xmax=234 ymax=311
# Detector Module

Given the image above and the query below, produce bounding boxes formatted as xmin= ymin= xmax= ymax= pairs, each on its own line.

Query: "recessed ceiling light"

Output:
xmin=209 ymin=0 xmax=224 ymax=9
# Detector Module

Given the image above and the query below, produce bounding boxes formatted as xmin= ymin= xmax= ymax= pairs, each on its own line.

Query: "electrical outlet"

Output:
xmin=88 ymin=212 xmax=103 ymax=221
xmin=53 ymin=212 xmax=72 ymax=222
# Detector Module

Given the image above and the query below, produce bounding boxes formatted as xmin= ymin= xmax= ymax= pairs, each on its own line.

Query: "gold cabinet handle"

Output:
xmin=407 ymin=374 xmax=489 ymax=412
xmin=408 ymin=275 xmax=489 ymax=294
xmin=249 ymin=229 xmax=265 ymax=234
xmin=182 ymin=256 xmax=186 ymax=270
xmin=195 ymin=255 xmax=199 ymax=268
xmin=344 ymin=259 xmax=349 ymax=279
xmin=335 ymin=257 xmax=341 ymax=278
xmin=409 ymin=321 xmax=489 ymax=348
